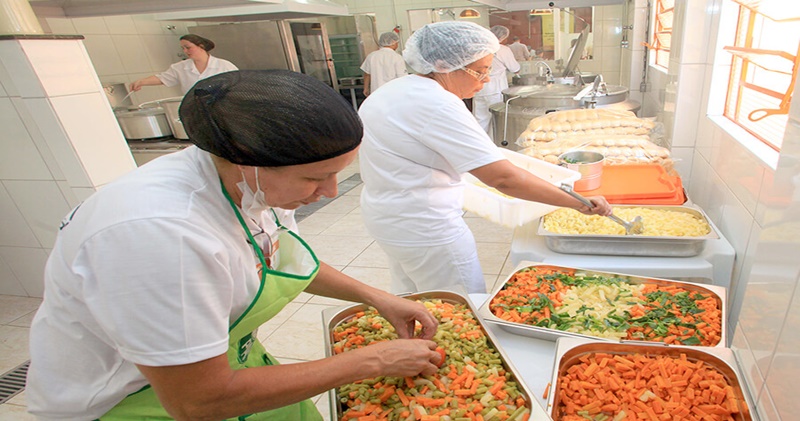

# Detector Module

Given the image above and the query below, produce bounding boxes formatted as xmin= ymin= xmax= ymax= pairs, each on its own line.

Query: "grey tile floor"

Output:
xmin=0 ymin=159 xmax=517 ymax=420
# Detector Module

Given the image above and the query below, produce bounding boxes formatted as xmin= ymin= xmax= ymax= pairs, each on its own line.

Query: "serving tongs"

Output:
xmin=559 ymin=184 xmax=645 ymax=235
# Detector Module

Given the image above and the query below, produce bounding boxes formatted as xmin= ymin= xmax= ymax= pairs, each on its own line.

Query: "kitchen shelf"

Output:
xmin=329 ymin=34 xmax=363 ymax=79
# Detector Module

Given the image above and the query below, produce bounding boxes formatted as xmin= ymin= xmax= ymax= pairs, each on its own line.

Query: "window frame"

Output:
xmin=651 ymin=0 xmax=674 ymax=70
xmin=722 ymin=3 xmax=799 ymax=152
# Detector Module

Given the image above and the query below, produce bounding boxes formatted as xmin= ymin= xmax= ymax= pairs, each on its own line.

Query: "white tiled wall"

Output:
xmin=629 ymin=0 xmax=800 ymax=418
xmin=0 ymin=37 xmax=137 ymax=297
xmin=40 ymin=14 xmax=197 ymax=105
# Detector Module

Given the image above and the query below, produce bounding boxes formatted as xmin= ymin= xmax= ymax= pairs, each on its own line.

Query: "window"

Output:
xmin=723 ymin=0 xmax=800 ymax=151
xmin=651 ymin=0 xmax=674 ymax=69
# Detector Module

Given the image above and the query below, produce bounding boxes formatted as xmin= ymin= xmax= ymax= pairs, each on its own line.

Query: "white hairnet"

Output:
xmin=490 ymin=25 xmax=510 ymax=42
xmin=378 ymin=32 xmax=400 ymax=47
xmin=403 ymin=21 xmax=500 ymax=74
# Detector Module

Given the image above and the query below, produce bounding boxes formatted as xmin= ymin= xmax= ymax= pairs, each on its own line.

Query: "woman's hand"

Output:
xmin=373 ymin=295 xmax=438 ymax=340
xmin=130 ymin=79 xmax=145 ymax=92
xmin=576 ymin=195 xmax=612 ymax=216
xmin=356 ymin=339 xmax=441 ymax=378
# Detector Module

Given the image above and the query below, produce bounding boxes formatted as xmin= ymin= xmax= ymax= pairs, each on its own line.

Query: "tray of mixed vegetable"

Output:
xmin=546 ymin=337 xmax=754 ymax=421
xmin=477 ymin=263 xmax=726 ymax=347
xmin=323 ymin=290 xmax=541 ymax=421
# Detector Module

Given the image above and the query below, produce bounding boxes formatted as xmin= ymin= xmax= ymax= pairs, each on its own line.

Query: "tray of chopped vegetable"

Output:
xmin=477 ymin=263 xmax=727 ymax=347
xmin=546 ymin=337 xmax=755 ymax=421
xmin=538 ymin=205 xmax=719 ymax=257
xmin=323 ymin=290 xmax=540 ymax=421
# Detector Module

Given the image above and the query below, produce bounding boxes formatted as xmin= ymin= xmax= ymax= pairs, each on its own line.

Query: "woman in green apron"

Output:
xmin=27 ymin=70 xmax=441 ymax=421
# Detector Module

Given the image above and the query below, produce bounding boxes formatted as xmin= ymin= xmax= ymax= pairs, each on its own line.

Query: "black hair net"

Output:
xmin=180 ymin=70 xmax=363 ymax=167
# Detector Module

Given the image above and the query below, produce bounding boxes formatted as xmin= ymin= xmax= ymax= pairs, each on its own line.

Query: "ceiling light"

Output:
xmin=460 ymin=8 xmax=481 ymax=18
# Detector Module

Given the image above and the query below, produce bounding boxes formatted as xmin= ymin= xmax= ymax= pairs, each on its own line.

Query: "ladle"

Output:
xmin=559 ymin=184 xmax=644 ymax=235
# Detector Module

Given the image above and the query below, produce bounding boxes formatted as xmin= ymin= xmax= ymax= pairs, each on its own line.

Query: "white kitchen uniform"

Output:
xmin=360 ymin=47 xmax=407 ymax=93
xmin=157 ymin=55 xmax=239 ymax=95
xmin=27 ymin=147 xmax=293 ymax=420
xmin=359 ymin=75 xmax=505 ymax=294
xmin=509 ymin=41 xmax=531 ymax=62
xmin=473 ymin=45 xmax=521 ymax=139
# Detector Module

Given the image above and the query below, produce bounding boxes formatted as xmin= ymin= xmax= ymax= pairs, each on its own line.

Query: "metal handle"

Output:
xmin=559 ymin=184 xmax=594 ymax=208
xmin=606 ymin=214 xmax=628 ymax=226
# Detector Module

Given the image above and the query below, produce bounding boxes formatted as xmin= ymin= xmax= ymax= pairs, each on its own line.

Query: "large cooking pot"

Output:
xmin=139 ymin=97 xmax=188 ymax=140
xmin=490 ymin=84 xmax=641 ymax=150
xmin=114 ymin=108 xmax=173 ymax=141
xmin=158 ymin=97 xmax=188 ymax=140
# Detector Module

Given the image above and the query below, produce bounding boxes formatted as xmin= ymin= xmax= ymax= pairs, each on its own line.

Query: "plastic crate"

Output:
xmin=462 ymin=148 xmax=580 ymax=228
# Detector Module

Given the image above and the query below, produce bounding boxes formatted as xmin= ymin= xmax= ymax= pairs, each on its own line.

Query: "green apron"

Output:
xmin=99 ymin=185 xmax=323 ymax=421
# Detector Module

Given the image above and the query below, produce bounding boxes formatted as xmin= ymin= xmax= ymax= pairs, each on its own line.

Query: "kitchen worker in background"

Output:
xmin=509 ymin=36 xmax=531 ymax=61
xmin=27 ymin=70 xmax=441 ymax=421
xmin=360 ymin=31 xmax=407 ymax=97
xmin=358 ymin=22 xmax=611 ymax=295
xmin=129 ymin=34 xmax=238 ymax=95
xmin=472 ymin=25 xmax=520 ymax=139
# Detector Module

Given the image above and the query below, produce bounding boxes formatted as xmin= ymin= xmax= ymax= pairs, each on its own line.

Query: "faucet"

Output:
xmin=534 ymin=61 xmax=553 ymax=84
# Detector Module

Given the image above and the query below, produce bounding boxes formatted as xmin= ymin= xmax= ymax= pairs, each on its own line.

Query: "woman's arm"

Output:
xmin=130 ymin=75 xmax=164 ymax=92
xmin=137 ymin=337 xmax=440 ymax=421
xmin=470 ymin=159 xmax=612 ymax=215
xmin=305 ymin=263 xmax=438 ymax=339
xmin=362 ymin=73 xmax=371 ymax=96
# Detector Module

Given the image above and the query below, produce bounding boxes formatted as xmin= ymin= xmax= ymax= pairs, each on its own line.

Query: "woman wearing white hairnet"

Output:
xmin=358 ymin=21 xmax=611 ymax=295
xmin=473 ymin=25 xmax=521 ymax=139
xmin=360 ymin=31 xmax=407 ymax=96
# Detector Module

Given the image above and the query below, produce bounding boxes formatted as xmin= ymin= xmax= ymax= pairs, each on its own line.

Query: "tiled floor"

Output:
xmin=0 ymin=159 xmax=517 ymax=420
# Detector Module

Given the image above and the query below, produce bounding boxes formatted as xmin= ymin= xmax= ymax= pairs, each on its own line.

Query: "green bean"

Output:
xmin=508 ymin=405 xmax=527 ymax=421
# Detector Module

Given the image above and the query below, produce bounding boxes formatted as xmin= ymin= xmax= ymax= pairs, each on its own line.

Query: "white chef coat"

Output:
xmin=359 ymin=75 xmax=505 ymax=293
xmin=157 ymin=55 xmax=239 ymax=95
xmin=473 ymin=45 xmax=521 ymax=137
xmin=27 ymin=147 xmax=294 ymax=420
xmin=360 ymin=47 xmax=407 ymax=93
xmin=509 ymin=41 xmax=531 ymax=61
xmin=359 ymin=75 xmax=505 ymax=247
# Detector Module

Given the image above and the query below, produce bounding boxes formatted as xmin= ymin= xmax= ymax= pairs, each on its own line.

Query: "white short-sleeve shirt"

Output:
xmin=359 ymin=47 xmax=408 ymax=92
xmin=26 ymin=147 xmax=289 ymax=420
xmin=476 ymin=44 xmax=520 ymax=97
xmin=358 ymin=75 xmax=505 ymax=246
xmin=157 ymin=55 xmax=239 ymax=94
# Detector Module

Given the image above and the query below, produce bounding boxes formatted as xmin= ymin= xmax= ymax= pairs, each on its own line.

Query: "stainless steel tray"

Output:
xmin=546 ymin=337 xmax=756 ymax=421
xmin=537 ymin=205 xmax=719 ymax=257
xmin=322 ymin=290 xmax=543 ymax=420
xmin=477 ymin=262 xmax=728 ymax=347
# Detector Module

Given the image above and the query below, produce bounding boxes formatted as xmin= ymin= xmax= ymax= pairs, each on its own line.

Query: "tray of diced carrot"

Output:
xmin=546 ymin=337 xmax=754 ymax=421
xmin=323 ymin=290 xmax=543 ymax=421
xmin=478 ymin=263 xmax=727 ymax=347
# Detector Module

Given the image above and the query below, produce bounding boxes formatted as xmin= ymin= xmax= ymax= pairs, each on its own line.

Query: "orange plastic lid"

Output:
xmin=579 ymin=164 xmax=685 ymax=204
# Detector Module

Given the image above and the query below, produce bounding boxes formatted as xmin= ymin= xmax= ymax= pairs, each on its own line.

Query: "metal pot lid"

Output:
xmin=115 ymin=107 xmax=166 ymax=117
xmin=503 ymin=84 xmax=629 ymax=99
xmin=155 ymin=96 xmax=183 ymax=104
xmin=563 ymin=26 xmax=590 ymax=77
